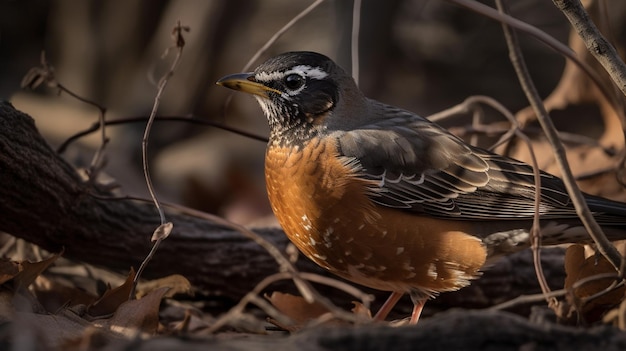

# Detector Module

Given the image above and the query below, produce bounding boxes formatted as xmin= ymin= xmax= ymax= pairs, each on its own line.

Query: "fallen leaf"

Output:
xmin=564 ymin=244 xmax=625 ymax=323
xmin=87 ymin=268 xmax=135 ymax=318
xmin=95 ymin=286 xmax=169 ymax=337
xmin=14 ymin=309 xmax=95 ymax=350
xmin=151 ymin=222 xmax=173 ymax=241
xmin=33 ymin=275 xmax=97 ymax=313
xmin=0 ymin=258 xmax=20 ymax=285
xmin=265 ymin=291 xmax=331 ymax=330
xmin=13 ymin=252 xmax=61 ymax=290
xmin=351 ymin=301 xmax=372 ymax=319
xmin=136 ymin=274 xmax=192 ymax=298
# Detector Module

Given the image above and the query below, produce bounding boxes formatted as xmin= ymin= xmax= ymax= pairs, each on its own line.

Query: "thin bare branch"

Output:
xmin=241 ymin=0 xmax=326 ymax=72
xmin=495 ymin=0 xmax=555 ymax=308
xmin=57 ymin=115 xmax=268 ymax=154
xmin=494 ymin=0 xmax=623 ymax=271
xmin=132 ymin=21 xmax=189 ymax=299
xmin=490 ymin=271 xmax=621 ymax=311
xmin=351 ymin=0 xmax=362 ymax=85
xmin=21 ymin=51 xmax=109 ymax=182
xmin=204 ymin=271 xmax=372 ymax=334
xmin=553 ymin=0 xmax=626 ymax=98
xmin=490 ymin=289 xmax=568 ymax=311
xmin=446 ymin=0 xmax=623 ymax=126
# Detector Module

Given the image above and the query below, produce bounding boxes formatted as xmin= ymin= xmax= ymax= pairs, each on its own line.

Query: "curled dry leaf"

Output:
xmin=95 ymin=286 xmax=170 ymax=337
xmin=265 ymin=291 xmax=332 ymax=331
xmin=32 ymin=275 xmax=97 ymax=313
xmin=14 ymin=252 xmax=62 ymax=291
xmin=350 ymin=301 xmax=372 ymax=320
xmin=0 ymin=258 xmax=20 ymax=285
xmin=136 ymin=274 xmax=192 ymax=299
xmin=151 ymin=222 xmax=174 ymax=241
xmin=564 ymin=244 xmax=625 ymax=323
xmin=87 ymin=268 xmax=135 ymax=318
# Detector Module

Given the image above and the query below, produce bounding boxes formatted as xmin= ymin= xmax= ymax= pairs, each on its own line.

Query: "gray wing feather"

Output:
xmin=334 ymin=103 xmax=626 ymax=222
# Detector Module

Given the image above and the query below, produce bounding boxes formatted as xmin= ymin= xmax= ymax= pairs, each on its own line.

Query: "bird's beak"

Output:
xmin=216 ymin=73 xmax=281 ymax=98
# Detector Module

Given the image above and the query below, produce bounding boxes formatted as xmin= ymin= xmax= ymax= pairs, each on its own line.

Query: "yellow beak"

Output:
xmin=216 ymin=73 xmax=281 ymax=98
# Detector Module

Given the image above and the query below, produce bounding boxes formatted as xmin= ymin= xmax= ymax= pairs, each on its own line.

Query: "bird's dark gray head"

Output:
xmin=217 ymin=51 xmax=367 ymax=146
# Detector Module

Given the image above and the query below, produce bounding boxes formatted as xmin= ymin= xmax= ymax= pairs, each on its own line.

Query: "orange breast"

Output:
xmin=265 ymin=138 xmax=487 ymax=295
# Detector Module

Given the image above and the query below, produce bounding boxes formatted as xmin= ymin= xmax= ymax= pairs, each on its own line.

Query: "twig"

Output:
xmin=495 ymin=0 xmax=555 ymax=307
xmin=490 ymin=271 xmax=622 ymax=311
xmin=21 ymin=51 xmax=109 ymax=182
xmin=449 ymin=122 xmax=617 ymax=157
xmin=494 ymin=0 xmax=623 ymax=272
xmin=351 ymin=0 xmax=362 ymax=85
xmin=131 ymin=21 xmax=189 ymax=300
xmin=445 ymin=0 xmax=623 ymax=128
xmin=552 ymin=0 xmax=626 ymax=99
xmin=241 ymin=0 xmax=326 ymax=72
xmin=204 ymin=271 xmax=372 ymax=334
xmin=56 ymin=115 xmax=268 ymax=154
xmin=490 ymin=288 xmax=568 ymax=311
xmin=468 ymin=102 xmax=484 ymax=147
xmin=221 ymin=0 xmax=326 ymax=126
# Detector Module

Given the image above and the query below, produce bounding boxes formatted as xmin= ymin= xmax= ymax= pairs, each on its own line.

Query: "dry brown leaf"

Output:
xmin=0 ymin=258 xmax=20 ymax=285
xmin=96 ymin=286 xmax=169 ymax=337
xmin=13 ymin=309 xmax=94 ymax=349
xmin=13 ymin=252 xmax=61 ymax=290
xmin=87 ymin=268 xmax=135 ymax=318
xmin=151 ymin=222 xmax=174 ymax=241
xmin=136 ymin=274 xmax=192 ymax=298
xmin=265 ymin=291 xmax=332 ymax=331
xmin=351 ymin=301 xmax=372 ymax=320
xmin=564 ymin=244 xmax=625 ymax=322
xmin=33 ymin=275 xmax=97 ymax=313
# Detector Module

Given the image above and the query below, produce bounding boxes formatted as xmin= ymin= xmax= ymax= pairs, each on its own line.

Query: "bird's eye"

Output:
xmin=284 ymin=74 xmax=305 ymax=90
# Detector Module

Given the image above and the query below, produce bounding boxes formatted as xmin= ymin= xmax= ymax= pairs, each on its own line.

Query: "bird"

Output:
xmin=217 ymin=51 xmax=626 ymax=324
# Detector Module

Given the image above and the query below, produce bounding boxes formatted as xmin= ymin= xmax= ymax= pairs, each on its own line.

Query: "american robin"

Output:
xmin=217 ymin=51 xmax=626 ymax=324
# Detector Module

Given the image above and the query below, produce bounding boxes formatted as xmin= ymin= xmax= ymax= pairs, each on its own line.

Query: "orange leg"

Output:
xmin=409 ymin=291 xmax=427 ymax=325
xmin=373 ymin=291 xmax=403 ymax=321
xmin=409 ymin=299 xmax=426 ymax=325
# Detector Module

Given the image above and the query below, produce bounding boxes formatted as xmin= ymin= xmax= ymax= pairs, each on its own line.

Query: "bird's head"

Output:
xmin=217 ymin=51 xmax=368 ymax=146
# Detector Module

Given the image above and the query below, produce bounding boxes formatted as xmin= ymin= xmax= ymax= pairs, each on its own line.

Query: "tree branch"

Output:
xmin=553 ymin=0 xmax=626 ymax=99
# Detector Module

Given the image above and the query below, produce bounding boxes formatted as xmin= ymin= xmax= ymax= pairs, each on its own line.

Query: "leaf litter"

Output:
xmin=0 ymin=251 xmax=199 ymax=350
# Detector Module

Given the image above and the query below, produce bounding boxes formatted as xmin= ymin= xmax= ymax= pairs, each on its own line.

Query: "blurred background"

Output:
xmin=2 ymin=0 xmax=625 ymax=225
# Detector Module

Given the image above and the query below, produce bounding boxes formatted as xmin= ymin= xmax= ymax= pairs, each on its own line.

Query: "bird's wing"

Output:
xmin=334 ymin=105 xmax=622 ymax=221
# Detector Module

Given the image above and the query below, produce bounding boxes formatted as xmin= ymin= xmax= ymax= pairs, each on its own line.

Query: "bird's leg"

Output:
xmin=409 ymin=300 xmax=426 ymax=324
xmin=373 ymin=291 xmax=403 ymax=321
xmin=409 ymin=290 xmax=427 ymax=325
